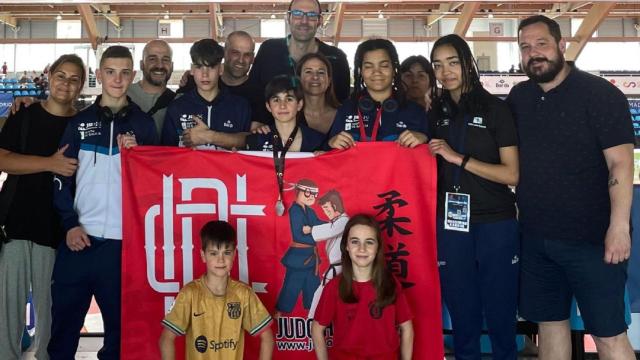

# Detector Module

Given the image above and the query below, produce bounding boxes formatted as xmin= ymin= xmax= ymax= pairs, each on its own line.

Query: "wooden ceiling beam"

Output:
xmin=0 ymin=13 xmax=17 ymax=28
xmin=91 ymin=4 xmax=120 ymax=28
xmin=77 ymin=4 xmax=100 ymax=50
xmin=208 ymin=3 xmax=220 ymax=40
xmin=332 ymin=3 xmax=345 ymax=46
xmin=453 ymin=1 xmax=480 ymax=37
xmin=565 ymin=2 xmax=615 ymax=61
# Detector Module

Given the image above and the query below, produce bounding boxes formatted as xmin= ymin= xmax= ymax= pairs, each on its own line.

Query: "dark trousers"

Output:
xmin=437 ymin=218 xmax=519 ymax=360
xmin=48 ymin=237 xmax=121 ymax=360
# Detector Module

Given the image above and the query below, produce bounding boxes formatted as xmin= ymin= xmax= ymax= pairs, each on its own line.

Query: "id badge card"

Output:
xmin=444 ymin=192 xmax=471 ymax=232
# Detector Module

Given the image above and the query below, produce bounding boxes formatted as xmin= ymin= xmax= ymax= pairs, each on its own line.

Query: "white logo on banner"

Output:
xmin=143 ymin=174 xmax=267 ymax=312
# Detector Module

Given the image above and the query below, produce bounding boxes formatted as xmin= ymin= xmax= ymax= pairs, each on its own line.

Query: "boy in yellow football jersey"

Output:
xmin=159 ymin=220 xmax=274 ymax=359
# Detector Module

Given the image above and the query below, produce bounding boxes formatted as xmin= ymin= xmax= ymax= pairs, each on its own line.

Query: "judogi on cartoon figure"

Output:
xmin=276 ymin=179 xmax=326 ymax=313
xmin=304 ymin=190 xmax=349 ymax=319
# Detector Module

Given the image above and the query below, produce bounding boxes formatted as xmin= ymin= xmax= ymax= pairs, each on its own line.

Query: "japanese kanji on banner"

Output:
xmin=121 ymin=142 xmax=442 ymax=359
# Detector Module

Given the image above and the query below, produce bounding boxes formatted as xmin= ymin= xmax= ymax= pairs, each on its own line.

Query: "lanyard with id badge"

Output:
xmin=444 ymin=115 xmax=471 ymax=232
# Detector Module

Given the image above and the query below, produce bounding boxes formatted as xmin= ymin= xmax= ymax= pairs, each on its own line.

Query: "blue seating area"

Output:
xmin=0 ymin=78 xmax=43 ymax=97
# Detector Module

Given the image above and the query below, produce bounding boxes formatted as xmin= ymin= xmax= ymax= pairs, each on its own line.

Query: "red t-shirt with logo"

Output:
xmin=314 ymin=275 xmax=413 ymax=359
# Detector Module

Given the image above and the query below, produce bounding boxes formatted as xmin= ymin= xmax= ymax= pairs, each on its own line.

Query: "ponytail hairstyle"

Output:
xmin=338 ymin=214 xmax=397 ymax=308
xmin=351 ymin=38 xmax=406 ymax=108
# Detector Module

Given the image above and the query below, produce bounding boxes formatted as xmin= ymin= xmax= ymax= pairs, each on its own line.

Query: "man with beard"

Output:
xmin=127 ymin=39 xmax=175 ymax=135
xmin=249 ymin=0 xmax=350 ymax=104
xmin=507 ymin=15 xmax=635 ymax=359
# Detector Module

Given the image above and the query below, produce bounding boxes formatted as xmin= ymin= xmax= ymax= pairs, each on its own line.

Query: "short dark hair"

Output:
xmin=518 ymin=15 xmax=562 ymax=43
xmin=100 ymin=45 xmax=133 ymax=67
xmin=288 ymin=0 xmax=322 ymax=13
xmin=190 ymin=38 xmax=224 ymax=67
xmin=50 ymin=54 xmax=86 ymax=88
xmin=200 ymin=220 xmax=236 ymax=251
xmin=265 ymin=74 xmax=304 ymax=103
xmin=400 ymin=55 xmax=436 ymax=90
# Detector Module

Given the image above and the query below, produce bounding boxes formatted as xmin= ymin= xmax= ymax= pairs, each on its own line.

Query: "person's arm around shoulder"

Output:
xmin=603 ymin=143 xmax=634 ymax=264
xmin=311 ymin=321 xmax=328 ymax=360
xmin=159 ymin=328 xmax=177 ymax=360
xmin=399 ymin=320 xmax=414 ymax=360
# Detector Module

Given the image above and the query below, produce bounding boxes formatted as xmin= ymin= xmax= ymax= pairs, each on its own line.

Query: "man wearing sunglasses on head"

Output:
xmin=250 ymin=0 xmax=350 ymax=106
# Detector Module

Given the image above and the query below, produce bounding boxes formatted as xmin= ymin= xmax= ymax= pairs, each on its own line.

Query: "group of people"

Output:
xmin=0 ymin=0 xmax=635 ymax=357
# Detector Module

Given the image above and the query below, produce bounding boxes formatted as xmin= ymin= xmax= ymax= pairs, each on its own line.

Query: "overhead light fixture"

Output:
xmin=378 ymin=10 xmax=384 ymax=19
xmin=164 ymin=12 xmax=170 ymax=20
xmin=56 ymin=13 xmax=62 ymax=20
xmin=270 ymin=14 xmax=276 ymax=19
xmin=488 ymin=9 xmax=494 ymax=18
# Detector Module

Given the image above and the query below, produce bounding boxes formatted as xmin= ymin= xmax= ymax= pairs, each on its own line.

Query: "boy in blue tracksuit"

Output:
xmin=161 ymin=38 xmax=251 ymax=149
xmin=49 ymin=46 xmax=157 ymax=360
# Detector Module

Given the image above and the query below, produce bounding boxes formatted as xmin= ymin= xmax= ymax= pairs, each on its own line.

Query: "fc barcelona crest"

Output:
xmin=227 ymin=302 xmax=241 ymax=319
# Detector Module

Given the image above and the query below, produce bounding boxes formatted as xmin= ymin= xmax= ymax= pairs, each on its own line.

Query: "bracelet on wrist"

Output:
xmin=461 ymin=154 xmax=471 ymax=169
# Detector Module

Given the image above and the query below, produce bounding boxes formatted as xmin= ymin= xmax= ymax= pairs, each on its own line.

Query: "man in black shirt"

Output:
xmin=249 ymin=0 xmax=350 ymax=103
xmin=507 ymin=15 xmax=635 ymax=359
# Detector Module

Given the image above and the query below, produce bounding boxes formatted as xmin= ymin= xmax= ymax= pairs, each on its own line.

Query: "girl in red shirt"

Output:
xmin=311 ymin=214 xmax=414 ymax=360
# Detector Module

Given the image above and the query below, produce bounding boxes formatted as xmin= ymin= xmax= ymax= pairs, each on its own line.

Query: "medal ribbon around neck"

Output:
xmin=272 ymin=124 xmax=299 ymax=215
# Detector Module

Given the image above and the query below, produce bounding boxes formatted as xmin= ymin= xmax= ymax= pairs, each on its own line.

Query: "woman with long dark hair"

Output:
xmin=296 ymin=52 xmax=340 ymax=135
xmin=327 ymin=38 xmax=428 ymax=149
xmin=428 ymin=34 xmax=519 ymax=360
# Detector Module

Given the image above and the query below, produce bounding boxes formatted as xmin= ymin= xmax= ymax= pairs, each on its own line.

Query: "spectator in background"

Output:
xmin=2 ymin=62 xmax=7 ymax=76
xmin=19 ymin=71 xmax=28 ymax=84
xmin=400 ymin=55 xmax=436 ymax=109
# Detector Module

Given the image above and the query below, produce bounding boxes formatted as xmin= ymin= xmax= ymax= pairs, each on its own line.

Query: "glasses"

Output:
xmin=303 ymin=190 xmax=318 ymax=198
xmin=289 ymin=9 xmax=321 ymax=20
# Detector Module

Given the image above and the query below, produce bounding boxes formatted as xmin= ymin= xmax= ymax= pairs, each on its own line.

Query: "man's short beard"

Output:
xmin=524 ymin=55 xmax=565 ymax=84
xmin=143 ymin=68 xmax=169 ymax=87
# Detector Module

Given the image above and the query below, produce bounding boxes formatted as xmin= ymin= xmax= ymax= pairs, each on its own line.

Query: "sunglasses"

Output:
xmin=289 ymin=9 xmax=321 ymax=20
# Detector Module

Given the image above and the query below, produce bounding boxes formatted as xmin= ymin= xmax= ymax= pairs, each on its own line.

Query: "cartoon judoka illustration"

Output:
xmin=303 ymin=190 xmax=349 ymax=319
xmin=275 ymin=179 xmax=325 ymax=314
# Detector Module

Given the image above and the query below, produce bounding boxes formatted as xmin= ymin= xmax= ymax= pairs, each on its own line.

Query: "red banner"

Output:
xmin=121 ymin=142 xmax=442 ymax=359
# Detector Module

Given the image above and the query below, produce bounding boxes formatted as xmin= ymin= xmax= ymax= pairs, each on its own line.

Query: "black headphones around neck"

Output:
xmin=357 ymin=94 xmax=398 ymax=113
xmin=96 ymin=96 xmax=132 ymax=124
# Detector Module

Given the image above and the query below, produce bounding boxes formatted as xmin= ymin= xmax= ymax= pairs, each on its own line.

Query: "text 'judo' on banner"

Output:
xmin=121 ymin=142 xmax=443 ymax=359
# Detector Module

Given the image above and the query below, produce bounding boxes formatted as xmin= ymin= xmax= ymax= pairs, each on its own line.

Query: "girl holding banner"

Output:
xmin=428 ymin=34 xmax=520 ymax=360
xmin=327 ymin=38 xmax=428 ymax=149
